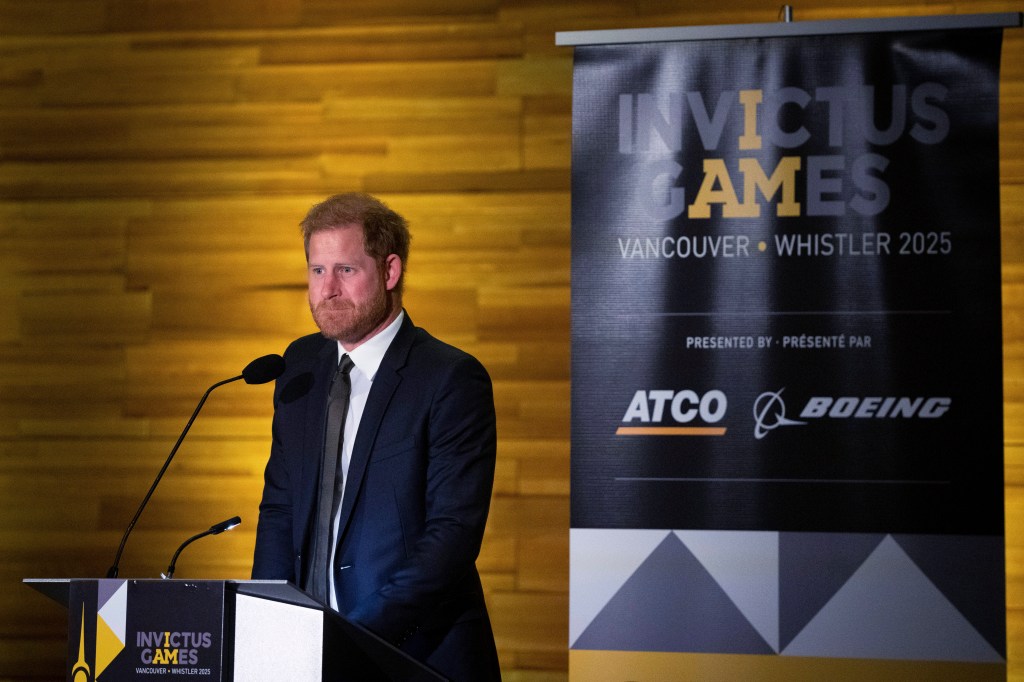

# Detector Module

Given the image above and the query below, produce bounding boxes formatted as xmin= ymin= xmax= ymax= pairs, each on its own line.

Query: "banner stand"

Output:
xmin=556 ymin=11 xmax=1022 ymax=45
xmin=562 ymin=10 xmax=1020 ymax=682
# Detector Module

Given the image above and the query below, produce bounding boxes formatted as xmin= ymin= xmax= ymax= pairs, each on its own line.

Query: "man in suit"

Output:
xmin=252 ymin=193 xmax=501 ymax=680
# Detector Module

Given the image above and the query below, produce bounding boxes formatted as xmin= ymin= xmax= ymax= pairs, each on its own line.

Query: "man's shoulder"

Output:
xmin=283 ymin=331 xmax=331 ymax=360
xmin=407 ymin=324 xmax=472 ymax=360
xmin=272 ymin=333 xmax=331 ymax=407
xmin=404 ymin=324 xmax=489 ymax=379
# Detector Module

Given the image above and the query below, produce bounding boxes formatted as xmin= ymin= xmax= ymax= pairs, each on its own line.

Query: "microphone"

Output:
xmin=241 ymin=354 xmax=287 ymax=385
xmin=162 ymin=516 xmax=241 ymax=579
xmin=105 ymin=354 xmax=285 ymax=578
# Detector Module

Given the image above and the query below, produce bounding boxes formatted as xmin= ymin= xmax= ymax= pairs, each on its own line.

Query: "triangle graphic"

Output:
xmin=893 ymin=533 xmax=1006 ymax=657
xmin=570 ymin=529 xmax=668 ymax=646
xmin=779 ymin=531 xmax=885 ymax=650
xmin=676 ymin=530 xmax=779 ymax=652
xmin=95 ymin=614 xmax=124 ymax=677
xmin=573 ymin=533 xmax=775 ymax=654
xmin=782 ymin=535 xmax=1004 ymax=662
xmin=97 ymin=579 xmax=128 ymax=645
xmin=97 ymin=579 xmax=126 ymax=611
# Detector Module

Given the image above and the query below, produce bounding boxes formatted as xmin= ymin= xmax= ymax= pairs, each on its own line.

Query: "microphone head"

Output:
xmin=242 ymin=354 xmax=286 ymax=385
xmin=210 ymin=516 xmax=242 ymax=534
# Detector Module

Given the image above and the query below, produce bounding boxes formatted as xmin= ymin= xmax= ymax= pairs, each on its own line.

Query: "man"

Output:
xmin=252 ymin=193 xmax=501 ymax=680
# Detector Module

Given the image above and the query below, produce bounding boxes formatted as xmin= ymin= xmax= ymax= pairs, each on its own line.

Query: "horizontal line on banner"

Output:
xmin=615 ymin=477 xmax=950 ymax=485
xmin=615 ymin=426 xmax=727 ymax=436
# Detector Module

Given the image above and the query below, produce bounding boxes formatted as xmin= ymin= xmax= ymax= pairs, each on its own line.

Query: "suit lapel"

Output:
xmin=336 ymin=314 xmax=416 ymax=541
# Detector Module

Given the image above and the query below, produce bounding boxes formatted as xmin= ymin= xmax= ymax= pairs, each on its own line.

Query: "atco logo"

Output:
xmin=618 ymin=389 xmax=728 ymax=436
xmin=753 ymin=389 xmax=952 ymax=439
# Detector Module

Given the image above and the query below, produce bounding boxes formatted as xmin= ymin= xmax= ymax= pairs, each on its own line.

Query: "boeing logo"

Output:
xmin=753 ymin=389 xmax=952 ymax=439
xmin=753 ymin=389 xmax=805 ymax=440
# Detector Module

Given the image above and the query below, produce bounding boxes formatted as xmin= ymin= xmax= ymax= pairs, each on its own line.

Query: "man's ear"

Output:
xmin=383 ymin=254 xmax=402 ymax=291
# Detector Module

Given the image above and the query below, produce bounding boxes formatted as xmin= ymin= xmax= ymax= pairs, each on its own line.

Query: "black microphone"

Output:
xmin=241 ymin=354 xmax=286 ymax=385
xmin=162 ymin=516 xmax=241 ymax=580
xmin=105 ymin=354 xmax=285 ymax=578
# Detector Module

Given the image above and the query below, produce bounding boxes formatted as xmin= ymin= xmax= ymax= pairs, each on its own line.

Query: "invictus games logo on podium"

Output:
xmin=67 ymin=580 xmax=224 ymax=681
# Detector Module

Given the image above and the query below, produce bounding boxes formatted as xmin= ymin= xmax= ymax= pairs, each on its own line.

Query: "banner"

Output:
xmin=67 ymin=580 xmax=224 ymax=680
xmin=569 ymin=25 xmax=1006 ymax=679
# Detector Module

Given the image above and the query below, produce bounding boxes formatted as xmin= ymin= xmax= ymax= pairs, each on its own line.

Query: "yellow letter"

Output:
xmin=735 ymin=157 xmax=802 ymax=217
xmin=689 ymin=159 xmax=743 ymax=219
xmin=739 ymin=90 xmax=762 ymax=151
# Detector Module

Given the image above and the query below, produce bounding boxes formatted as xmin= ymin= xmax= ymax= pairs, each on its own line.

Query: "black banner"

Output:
xmin=568 ymin=26 xmax=1007 ymax=668
xmin=570 ymin=29 xmax=1004 ymax=537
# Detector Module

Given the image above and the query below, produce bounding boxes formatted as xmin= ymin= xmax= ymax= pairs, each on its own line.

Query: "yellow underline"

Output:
xmin=615 ymin=426 xmax=728 ymax=436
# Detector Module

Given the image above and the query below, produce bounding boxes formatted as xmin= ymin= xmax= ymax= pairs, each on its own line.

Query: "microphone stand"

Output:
xmin=105 ymin=374 xmax=244 ymax=579
xmin=162 ymin=516 xmax=242 ymax=580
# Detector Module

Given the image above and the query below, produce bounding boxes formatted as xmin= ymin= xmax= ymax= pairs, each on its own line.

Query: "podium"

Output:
xmin=25 ymin=578 xmax=446 ymax=682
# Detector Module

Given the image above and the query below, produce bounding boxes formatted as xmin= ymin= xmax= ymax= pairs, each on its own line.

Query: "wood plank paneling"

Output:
xmin=0 ymin=1 xmax=1020 ymax=680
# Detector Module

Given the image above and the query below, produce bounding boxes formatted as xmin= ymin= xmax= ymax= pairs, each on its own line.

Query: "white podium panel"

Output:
xmin=233 ymin=593 xmax=323 ymax=681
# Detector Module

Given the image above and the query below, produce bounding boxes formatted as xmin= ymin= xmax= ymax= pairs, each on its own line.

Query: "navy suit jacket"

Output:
xmin=252 ymin=314 xmax=499 ymax=678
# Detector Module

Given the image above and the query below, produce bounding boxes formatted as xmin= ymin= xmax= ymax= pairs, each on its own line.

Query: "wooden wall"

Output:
xmin=0 ymin=1 xmax=1020 ymax=679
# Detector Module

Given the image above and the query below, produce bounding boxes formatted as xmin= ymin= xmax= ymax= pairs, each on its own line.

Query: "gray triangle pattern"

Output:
xmin=782 ymin=536 xmax=1004 ymax=662
xmin=892 ymin=533 xmax=1006 ymax=657
xmin=569 ymin=529 xmax=1003 ymax=663
xmin=677 ymin=530 xmax=780 ymax=652
xmin=572 ymin=532 xmax=774 ymax=654
xmin=779 ymin=532 xmax=885 ymax=650
xmin=569 ymin=529 xmax=669 ymax=645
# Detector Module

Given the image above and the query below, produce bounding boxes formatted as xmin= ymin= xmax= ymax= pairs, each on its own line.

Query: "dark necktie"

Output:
xmin=308 ymin=354 xmax=354 ymax=604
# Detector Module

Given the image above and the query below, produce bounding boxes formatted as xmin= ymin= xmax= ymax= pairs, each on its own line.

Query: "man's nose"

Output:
xmin=321 ymin=272 xmax=342 ymax=297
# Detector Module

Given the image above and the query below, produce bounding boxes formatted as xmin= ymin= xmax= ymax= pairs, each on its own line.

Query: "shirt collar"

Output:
xmin=336 ymin=310 xmax=404 ymax=381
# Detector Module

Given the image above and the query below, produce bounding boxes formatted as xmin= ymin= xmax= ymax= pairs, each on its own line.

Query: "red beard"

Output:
xmin=310 ymin=287 xmax=391 ymax=345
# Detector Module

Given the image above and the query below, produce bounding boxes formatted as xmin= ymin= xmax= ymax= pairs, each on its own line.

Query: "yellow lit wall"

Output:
xmin=0 ymin=2 xmax=1020 ymax=679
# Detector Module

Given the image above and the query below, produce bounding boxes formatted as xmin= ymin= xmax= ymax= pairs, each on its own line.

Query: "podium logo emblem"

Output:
xmin=71 ymin=605 xmax=92 ymax=682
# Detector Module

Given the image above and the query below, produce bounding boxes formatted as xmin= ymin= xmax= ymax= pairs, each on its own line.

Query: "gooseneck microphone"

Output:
xmin=105 ymin=354 xmax=285 ymax=579
xmin=162 ymin=516 xmax=241 ymax=580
